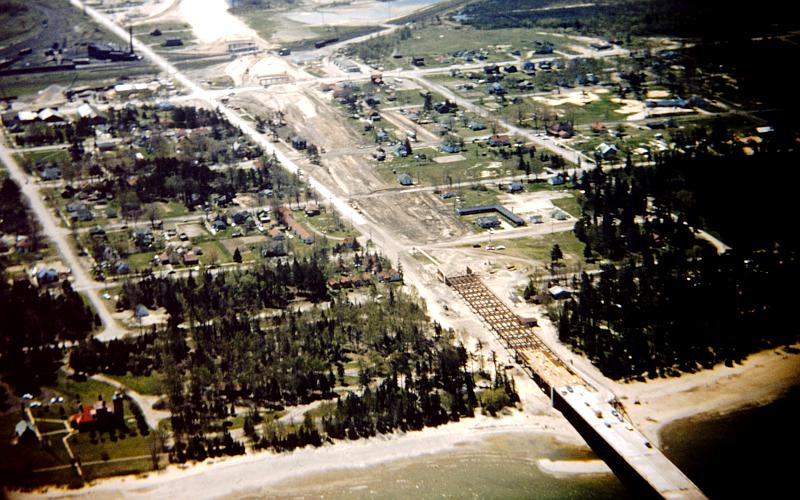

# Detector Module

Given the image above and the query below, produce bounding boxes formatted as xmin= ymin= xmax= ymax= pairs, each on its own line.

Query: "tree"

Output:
xmin=551 ymin=244 xmax=563 ymax=264
xmin=404 ymin=137 xmax=413 ymax=155
xmin=233 ymin=247 xmax=242 ymax=263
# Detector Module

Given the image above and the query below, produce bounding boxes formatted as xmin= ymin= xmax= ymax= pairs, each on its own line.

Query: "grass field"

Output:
xmin=112 ymin=372 xmax=163 ymax=396
xmin=489 ymin=230 xmax=587 ymax=265
xmin=0 ymin=64 xmax=158 ymax=98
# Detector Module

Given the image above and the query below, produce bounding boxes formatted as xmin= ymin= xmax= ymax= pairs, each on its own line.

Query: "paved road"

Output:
xmin=0 ymin=132 xmax=126 ymax=339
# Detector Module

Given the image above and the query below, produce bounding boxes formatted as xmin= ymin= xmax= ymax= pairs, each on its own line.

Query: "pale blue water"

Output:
xmin=243 ymin=433 xmax=631 ymax=499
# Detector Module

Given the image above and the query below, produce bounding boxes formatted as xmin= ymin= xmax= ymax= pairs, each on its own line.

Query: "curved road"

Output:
xmin=0 ymin=133 xmax=127 ymax=339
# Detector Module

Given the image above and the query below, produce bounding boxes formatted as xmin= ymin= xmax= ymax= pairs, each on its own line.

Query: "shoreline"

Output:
xmin=614 ymin=344 xmax=800 ymax=447
xmin=9 ymin=410 xmax=584 ymax=499
xmin=7 ymin=345 xmax=798 ymax=498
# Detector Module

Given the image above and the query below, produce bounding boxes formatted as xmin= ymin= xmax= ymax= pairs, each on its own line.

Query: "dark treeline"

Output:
xmin=113 ymin=258 xmax=515 ymax=459
xmin=0 ymin=280 xmax=96 ymax=393
xmin=69 ymin=332 xmax=158 ymax=378
xmin=0 ymin=178 xmax=38 ymax=248
xmin=559 ymin=147 xmax=798 ymax=380
xmin=459 ymin=0 xmax=800 ymax=41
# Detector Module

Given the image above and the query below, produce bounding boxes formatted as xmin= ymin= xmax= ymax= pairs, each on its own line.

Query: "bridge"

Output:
xmin=445 ymin=268 xmax=707 ymax=499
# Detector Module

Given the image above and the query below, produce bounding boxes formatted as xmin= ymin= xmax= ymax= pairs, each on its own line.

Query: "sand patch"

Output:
xmin=538 ymin=459 xmax=612 ymax=476
xmin=611 ymin=97 xmax=645 ymax=115
xmin=434 ymin=154 xmax=466 ymax=164
xmin=532 ymin=90 xmax=601 ymax=107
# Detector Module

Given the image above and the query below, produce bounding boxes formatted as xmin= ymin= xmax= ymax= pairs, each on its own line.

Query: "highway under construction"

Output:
xmin=445 ymin=267 xmax=707 ymax=499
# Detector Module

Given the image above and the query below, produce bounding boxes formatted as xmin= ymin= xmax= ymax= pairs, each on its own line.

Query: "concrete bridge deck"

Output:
xmin=446 ymin=270 xmax=706 ymax=499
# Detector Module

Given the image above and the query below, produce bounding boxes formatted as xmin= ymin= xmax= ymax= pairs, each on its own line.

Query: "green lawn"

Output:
xmin=377 ymin=142 xmax=533 ymax=187
xmin=551 ymin=194 xmax=581 ymax=217
xmin=111 ymin=372 xmax=163 ymax=396
xmin=294 ymin=209 xmax=359 ymax=240
xmin=69 ymin=430 xmax=152 ymax=464
xmin=488 ymin=230 xmax=588 ymax=265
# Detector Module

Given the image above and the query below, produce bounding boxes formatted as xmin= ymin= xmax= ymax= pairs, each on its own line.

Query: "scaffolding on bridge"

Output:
xmin=445 ymin=269 xmax=583 ymax=391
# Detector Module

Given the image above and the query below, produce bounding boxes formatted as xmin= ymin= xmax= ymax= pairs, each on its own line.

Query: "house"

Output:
xmin=211 ymin=219 xmax=227 ymax=231
xmin=36 ymin=268 xmax=59 ymax=285
xmin=376 ymin=128 xmax=389 ymax=142
xmin=232 ymin=211 xmax=249 ymax=225
xmin=488 ymin=82 xmax=506 ymax=95
xmin=410 ymin=56 xmax=425 ymax=66
xmin=183 ymin=252 xmax=199 ymax=266
xmin=270 ymin=227 xmax=284 ymax=240
xmin=398 ymin=173 xmax=413 ymax=186
xmin=76 ymin=207 xmax=94 ymax=222
xmin=162 ymin=37 xmax=183 ymax=47
xmin=278 ymin=47 xmax=291 ymax=56
xmin=373 ymin=148 xmax=386 ymax=161
xmin=483 ymin=64 xmax=500 ymax=75
xmin=77 ymin=103 xmax=106 ymax=124
xmin=509 ymin=181 xmax=524 ymax=193
xmin=521 ymin=61 xmax=536 ymax=73
xmin=14 ymin=420 xmax=39 ymax=445
xmin=114 ymin=261 xmax=130 ymax=274
xmin=552 ymin=208 xmax=569 ymax=220
xmin=38 ymin=108 xmax=64 ymax=123
xmin=595 ymin=143 xmax=618 ymax=160
xmin=40 ymin=166 xmax=61 ymax=181
xmin=468 ymin=121 xmax=486 ymax=131
xmin=534 ymin=41 xmax=554 ymax=54
xmin=367 ymin=109 xmax=381 ymax=121
xmin=434 ymin=101 xmax=457 ymax=113
xmin=529 ymin=214 xmax=543 ymax=224
xmin=548 ymin=285 xmax=572 ymax=300
xmin=105 ymin=207 xmax=118 ymax=219
xmin=394 ymin=143 xmax=410 ymax=157
xmin=440 ymin=141 xmax=461 ymax=154
xmin=503 ymin=64 xmax=517 ymax=73
xmin=378 ymin=269 xmax=403 ymax=283
xmin=304 ymin=202 xmax=320 ymax=216
xmin=68 ymin=394 xmax=125 ymax=431
xmin=262 ymin=241 xmax=287 ymax=257
xmin=547 ymin=122 xmax=574 ymax=139
xmin=488 ymin=134 xmax=510 ymax=147
xmin=135 ymin=304 xmax=150 ymax=318
xmin=591 ymin=123 xmax=607 ymax=134
xmin=291 ymin=136 xmax=307 ymax=150
xmin=548 ymin=174 xmax=565 ymax=186
xmin=476 ymin=216 xmax=501 ymax=229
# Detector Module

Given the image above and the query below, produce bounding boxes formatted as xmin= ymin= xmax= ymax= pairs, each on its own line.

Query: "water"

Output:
xmin=661 ymin=387 xmax=800 ymax=499
xmin=242 ymin=433 xmax=630 ymax=499
xmin=287 ymin=0 xmax=446 ymax=25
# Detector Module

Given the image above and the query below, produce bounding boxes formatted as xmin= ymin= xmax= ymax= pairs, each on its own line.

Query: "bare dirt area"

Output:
xmin=220 ymin=235 xmax=266 ymax=255
xmin=359 ymin=192 xmax=470 ymax=245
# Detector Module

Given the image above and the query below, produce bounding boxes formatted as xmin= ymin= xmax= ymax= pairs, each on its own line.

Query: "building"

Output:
xmin=228 ymin=40 xmax=258 ymax=55
xmin=410 ymin=56 xmax=425 ymax=67
xmin=398 ymin=173 xmax=413 ymax=186
xmin=304 ymin=202 xmax=320 ymax=216
xmin=291 ymin=136 xmax=307 ymax=150
xmin=68 ymin=394 xmax=125 ymax=431
xmin=509 ymin=181 xmax=524 ymax=193
xmin=456 ymin=205 xmax=525 ymax=227
xmin=548 ymin=286 xmax=572 ymax=300
xmin=476 ymin=215 xmax=501 ymax=229
xmin=595 ymin=143 xmax=618 ymax=160
xmin=162 ymin=38 xmax=183 ymax=47
xmin=488 ymin=134 xmax=510 ymax=147
xmin=547 ymin=122 xmax=574 ymax=139
xmin=14 ymin=420 xmax=39 ymax=445
xmin=440 ymin=141 xmax=461 ymax=154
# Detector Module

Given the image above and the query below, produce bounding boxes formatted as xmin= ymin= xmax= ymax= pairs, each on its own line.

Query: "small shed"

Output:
xmin=398 ymin=173 xmax=413 ymax=186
